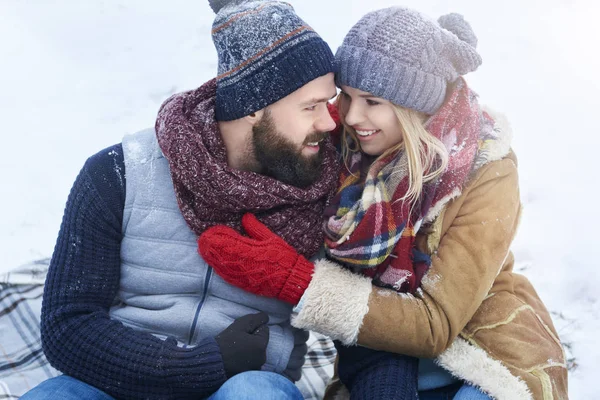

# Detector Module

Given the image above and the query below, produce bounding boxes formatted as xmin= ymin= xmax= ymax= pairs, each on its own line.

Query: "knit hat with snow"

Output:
xmin=336 ymin=8 xmax=482 ymax=115
xmin=209 ymin=0 xmax=335 ymax=121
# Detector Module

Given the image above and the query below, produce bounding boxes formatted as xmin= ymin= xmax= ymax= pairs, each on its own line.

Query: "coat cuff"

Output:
xmin=291 ymin=258 xmax=372 ymax=345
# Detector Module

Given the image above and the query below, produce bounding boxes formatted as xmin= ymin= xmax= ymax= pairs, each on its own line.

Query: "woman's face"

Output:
xmin=339 ymin=85 xmax=403 ymax=156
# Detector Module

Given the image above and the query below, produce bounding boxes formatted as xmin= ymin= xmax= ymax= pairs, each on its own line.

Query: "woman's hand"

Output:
xmin=198 ymin=213 xmax=315 ymax=304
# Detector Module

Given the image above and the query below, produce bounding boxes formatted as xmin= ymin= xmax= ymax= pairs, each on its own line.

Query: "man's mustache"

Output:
xmin=303 ymin=131 xmax=329 ymax=145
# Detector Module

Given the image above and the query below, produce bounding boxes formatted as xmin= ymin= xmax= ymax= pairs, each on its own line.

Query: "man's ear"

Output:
xmin=244 ymin=109 xmax=264 ymax=126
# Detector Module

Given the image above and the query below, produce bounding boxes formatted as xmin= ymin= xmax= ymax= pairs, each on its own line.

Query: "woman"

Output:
xmin=199 ymin=7 xmax=568 ymax=400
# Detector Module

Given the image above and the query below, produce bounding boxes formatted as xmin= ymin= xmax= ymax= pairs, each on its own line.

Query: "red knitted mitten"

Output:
xmin=198 ymin=213 xmax=314 ymax=304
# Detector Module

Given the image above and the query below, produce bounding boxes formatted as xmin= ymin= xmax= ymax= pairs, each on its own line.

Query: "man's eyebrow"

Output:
xmin=301 ymin=93 xmax=337 ymax=106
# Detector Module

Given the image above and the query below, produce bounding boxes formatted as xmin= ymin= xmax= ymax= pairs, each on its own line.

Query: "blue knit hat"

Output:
xmin=209 ymin=0 xmax=335 ymax=121
xmin=336 ymin=8 xmax=482 ymax=115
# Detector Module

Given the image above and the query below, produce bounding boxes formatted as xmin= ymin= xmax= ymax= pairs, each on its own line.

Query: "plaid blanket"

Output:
xmin=0 ymin=261 xmax=336 ymax=399
xmin=0 ymin=260 xmax=59 ymax=399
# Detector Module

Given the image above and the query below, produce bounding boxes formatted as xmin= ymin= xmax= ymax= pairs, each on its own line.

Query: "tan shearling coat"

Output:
xmin=292 ymin=114 xmax=568 ymax=400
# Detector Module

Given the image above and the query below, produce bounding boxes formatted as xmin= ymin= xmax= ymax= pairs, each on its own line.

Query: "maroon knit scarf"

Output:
xmin=155 ymin=79 xmax=339 ymax=258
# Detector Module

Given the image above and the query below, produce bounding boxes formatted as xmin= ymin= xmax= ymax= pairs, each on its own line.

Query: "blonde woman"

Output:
xmin=199 ymin=7 xmax=568 ymax=400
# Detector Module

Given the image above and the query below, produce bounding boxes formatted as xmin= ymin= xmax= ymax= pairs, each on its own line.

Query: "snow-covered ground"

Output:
xmin=1 ymin=0 xmax=597 ymax=397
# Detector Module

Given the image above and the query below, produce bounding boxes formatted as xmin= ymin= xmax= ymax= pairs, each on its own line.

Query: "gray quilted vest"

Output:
xmin=109 ymin=128 xmax=309 ymax=381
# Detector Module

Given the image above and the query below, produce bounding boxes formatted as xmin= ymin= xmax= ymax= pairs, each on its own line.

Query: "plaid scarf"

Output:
xmin=155 ymin=79 xmax=339 ymax=259
xmin=324 ymin=79 xmax=499 ymax=292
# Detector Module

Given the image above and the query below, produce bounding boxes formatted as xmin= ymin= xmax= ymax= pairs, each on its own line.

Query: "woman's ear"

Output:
xmin=244 ymin=109 xmax=264 ymax=126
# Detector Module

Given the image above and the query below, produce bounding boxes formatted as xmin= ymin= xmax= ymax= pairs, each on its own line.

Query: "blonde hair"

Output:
xmin=338 ymin=95 xmax=449 ymax=206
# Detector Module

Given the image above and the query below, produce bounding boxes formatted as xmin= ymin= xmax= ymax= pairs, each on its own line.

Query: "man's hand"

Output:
xmin=215 ymin=312 xmax=270 ymax=378
xmin=198 ymin=213 xmax=314 ymax=304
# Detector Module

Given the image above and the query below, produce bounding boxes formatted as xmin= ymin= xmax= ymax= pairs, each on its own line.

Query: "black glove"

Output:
xmin=215 ymin=312 xmax=270 ymax=378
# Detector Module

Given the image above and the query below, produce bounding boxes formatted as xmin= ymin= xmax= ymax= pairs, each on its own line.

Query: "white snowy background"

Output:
xmin=1 ymin=0 xmax=597 ymax=397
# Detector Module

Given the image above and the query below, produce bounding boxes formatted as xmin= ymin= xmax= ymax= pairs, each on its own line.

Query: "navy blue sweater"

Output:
xmin=41 ymin=145 xmax=227 ymax=399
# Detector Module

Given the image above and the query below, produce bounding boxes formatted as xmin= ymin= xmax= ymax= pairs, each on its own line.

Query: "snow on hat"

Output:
xmin=335 ymin=7 xmax=482 ymax=115
xmin=210 ymin=0 xmax=335 ymax=121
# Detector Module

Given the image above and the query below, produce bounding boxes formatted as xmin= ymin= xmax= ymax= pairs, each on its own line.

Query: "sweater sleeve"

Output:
xmin=292 ymin=158 xmax=522 ymax=358
xmin=41 ymin=144 xmax=227 ymax=399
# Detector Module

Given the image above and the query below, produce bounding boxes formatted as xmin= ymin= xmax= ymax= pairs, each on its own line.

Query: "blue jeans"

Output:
xmin=20 ymin=371 xmax=303 ymax=400
xmin=20 ymin=375 xmax=115 ymax=400
xmin=207 ymin=371 xmax=303 ymax=399
xmin=419 ymin=382 xmax=492 ymax=400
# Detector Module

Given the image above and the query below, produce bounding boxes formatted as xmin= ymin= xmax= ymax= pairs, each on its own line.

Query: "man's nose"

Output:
xmin=315 ymin=105 xmax=337 ymax=132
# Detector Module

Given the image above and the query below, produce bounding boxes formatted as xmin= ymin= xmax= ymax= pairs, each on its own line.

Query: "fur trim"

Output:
xmin=481 ymin=106 xmax=513 ymax=163
xmin=436 ymin=337 xmax=532 ymax=400
xmin=424 ymin=186 xmax=462 ymax=224
xmin=291 ymin=259 xmax=372 ymax=345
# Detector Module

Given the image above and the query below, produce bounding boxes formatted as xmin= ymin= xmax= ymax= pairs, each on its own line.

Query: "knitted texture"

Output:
xmin=214 ymin=312 xmax=269 ymax=378
xmin=209 ymin=0 xmax=244 ymax=13
xmin=211 ymin=0 xmax=335 ymax=120
xmin=335 ymin=7 xmax=482 ymax=114
xmin=156 ymin=79 xmax=339 ymax=259
xmin=41 ymin=145 xmax=227 ymax=399
xmin=199 ymin=213 xmax=315 ymax=305
xmin=336 ymin=343 xmax=419 ymax=400
xmin=324 ymin=79 xmax=485 ymax=288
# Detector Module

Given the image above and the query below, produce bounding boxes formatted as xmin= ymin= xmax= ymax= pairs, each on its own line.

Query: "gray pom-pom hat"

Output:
xmin=335 ymin=7 xmax=482 ymax=115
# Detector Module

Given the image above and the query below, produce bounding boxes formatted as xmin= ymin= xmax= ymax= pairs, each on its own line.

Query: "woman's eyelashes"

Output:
xmin=340 ymin=91 xmax=380 ymax=106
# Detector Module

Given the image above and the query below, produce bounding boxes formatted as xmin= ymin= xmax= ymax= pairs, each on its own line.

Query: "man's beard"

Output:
xmin=249 ymin=111 xmax=327 ymax=188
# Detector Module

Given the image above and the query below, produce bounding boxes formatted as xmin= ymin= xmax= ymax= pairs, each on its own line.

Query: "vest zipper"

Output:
xmin=187 ymin=266 xmax=213 ymax=345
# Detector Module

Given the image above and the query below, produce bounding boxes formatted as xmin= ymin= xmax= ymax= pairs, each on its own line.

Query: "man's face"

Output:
xmin=248 ymin=73 xmax=337 ymax=188
xmin=251 ymin=110 xmax=325 ymax=188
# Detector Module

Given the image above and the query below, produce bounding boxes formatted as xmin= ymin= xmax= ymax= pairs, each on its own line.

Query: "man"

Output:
xmin=21 ymin=1 xmax=338 ymax=399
